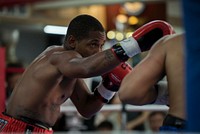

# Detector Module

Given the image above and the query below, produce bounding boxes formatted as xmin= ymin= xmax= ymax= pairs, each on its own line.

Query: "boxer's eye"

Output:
xmin=90 ymin=43 xmax=98 ymax=48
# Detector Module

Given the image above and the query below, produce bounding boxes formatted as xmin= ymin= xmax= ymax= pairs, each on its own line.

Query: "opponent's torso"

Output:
xmin=6 ymin=46 xmax=77 ymax=126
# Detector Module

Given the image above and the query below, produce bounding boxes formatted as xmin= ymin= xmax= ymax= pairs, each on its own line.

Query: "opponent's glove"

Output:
xmin=112 ymin=20 xmax=175 ymax=61
xmin=94 ymin=62 xmax=132 ymax=103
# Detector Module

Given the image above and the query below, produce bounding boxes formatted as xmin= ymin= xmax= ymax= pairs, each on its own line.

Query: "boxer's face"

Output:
xmin=75 ymin=31 xmax=106 ymax=57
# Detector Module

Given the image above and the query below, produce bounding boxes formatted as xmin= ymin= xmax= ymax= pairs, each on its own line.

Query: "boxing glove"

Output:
xmin=112 ymin=20 xmax=175 ymax=61
xmin=94 ymin=62 xmax=132 ymax=103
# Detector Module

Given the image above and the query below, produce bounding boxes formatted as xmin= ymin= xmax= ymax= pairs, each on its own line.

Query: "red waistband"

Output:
xmin=0 ymin=112 xmax=53 ymax=133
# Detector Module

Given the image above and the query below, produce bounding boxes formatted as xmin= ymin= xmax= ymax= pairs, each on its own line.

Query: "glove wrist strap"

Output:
xmin=120 ymin=36 xmax=141 ymax=57
xmin=94 ymin=82 xmax=115 ymax=103
xmin=112 ymin=36 xmax=141 ymax=61
xmin=111 ymin=45 xmax=129 ymax=62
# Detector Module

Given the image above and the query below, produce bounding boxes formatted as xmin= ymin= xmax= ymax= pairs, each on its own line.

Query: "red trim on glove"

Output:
xmin=133 ymin=20 xmax=175 ymax=40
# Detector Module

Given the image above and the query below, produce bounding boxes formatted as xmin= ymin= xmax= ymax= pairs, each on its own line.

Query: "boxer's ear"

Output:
xmin=67 ymin=35 xmax=76 ymax=49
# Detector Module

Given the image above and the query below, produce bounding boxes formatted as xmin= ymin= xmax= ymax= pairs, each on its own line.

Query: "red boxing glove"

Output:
xmin=102 ymin=62 xmax=132 ymax=91
xmin=94 ymin=62 xmax=132 ymax=103
xmin=112 ymin=20 xmax=175 ymax=61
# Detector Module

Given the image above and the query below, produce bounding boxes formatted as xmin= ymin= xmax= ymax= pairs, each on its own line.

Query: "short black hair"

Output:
xmin=65 ymin=14 xmax=105 ymax=41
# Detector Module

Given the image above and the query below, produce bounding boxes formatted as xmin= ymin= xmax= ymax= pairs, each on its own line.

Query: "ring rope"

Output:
xmin=60 ymin=104 xmax=169 ymax=113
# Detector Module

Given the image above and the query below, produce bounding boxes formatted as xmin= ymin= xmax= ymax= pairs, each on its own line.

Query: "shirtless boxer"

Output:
xmin=119 ymin=33 xmax=186 ymax=131
xmin=0 ymin=14 xmax=174 ymax=133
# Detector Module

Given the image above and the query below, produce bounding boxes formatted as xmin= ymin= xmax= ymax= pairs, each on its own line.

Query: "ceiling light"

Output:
xmin=128 ymin=16 xmax=139 ymax=25
xmin=44 ymin=25 xmax=68 ymax=35
xmin=123 ymin=2 xmax=146 ymax=16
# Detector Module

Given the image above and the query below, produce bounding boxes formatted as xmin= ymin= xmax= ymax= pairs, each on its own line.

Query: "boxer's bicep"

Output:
xmin=50 ymin=51 xmax=88 ymax=78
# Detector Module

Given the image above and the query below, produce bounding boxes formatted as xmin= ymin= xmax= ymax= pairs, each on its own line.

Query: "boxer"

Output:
xmin=0 ymin=14 xmax=174 ymax=133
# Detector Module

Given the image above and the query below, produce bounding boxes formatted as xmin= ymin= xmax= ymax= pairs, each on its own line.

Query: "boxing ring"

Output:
xmin=61 ymin=104 xmax=169 ymax=113
xmin=61 ymin=104 xmax=169 ymax=130
xmin=0 ymin=0 xmax=200 ymax=132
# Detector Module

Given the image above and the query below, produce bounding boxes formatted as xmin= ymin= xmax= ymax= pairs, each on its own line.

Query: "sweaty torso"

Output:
xmin=164 ymin=34 xmax=186 ymax=119
xmin=6 ymin=46 xmax=77 ymax=126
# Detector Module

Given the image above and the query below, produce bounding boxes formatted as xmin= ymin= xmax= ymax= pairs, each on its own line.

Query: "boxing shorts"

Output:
xmin=159 ymin=114 xmax=186 ymax=132
xmin=0 ymin=112 xmax=53 ymax=133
